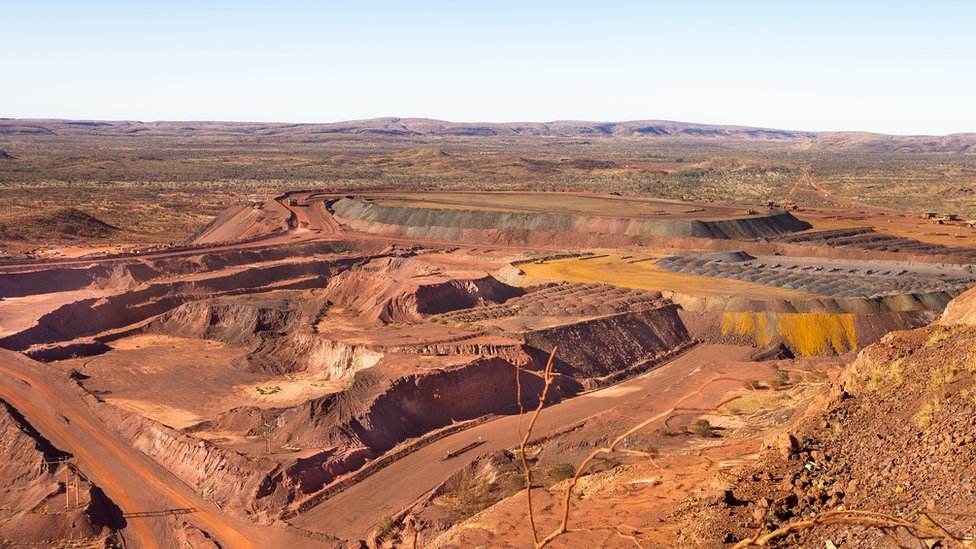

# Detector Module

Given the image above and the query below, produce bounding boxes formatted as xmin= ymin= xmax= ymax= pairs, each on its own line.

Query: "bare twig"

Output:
xmin=406 ymin=515 xmax=418 ymax=549
xmin=615 ymin=525 xmax=645 ymax=548
xmin=731 ymin=509 xmax=966 ymax=548
xmin=518 ymin=347 xmax=558 ymax=547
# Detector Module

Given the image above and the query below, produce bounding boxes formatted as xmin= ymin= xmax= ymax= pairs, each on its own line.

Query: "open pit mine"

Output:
xmin=2 ymin=190 xmax=975 ymax=548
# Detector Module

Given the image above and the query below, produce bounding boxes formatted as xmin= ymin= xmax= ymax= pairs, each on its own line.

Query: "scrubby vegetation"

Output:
xmin=440 ymin=477 xmax=503 ymax=521
xmin=5 ymin=120 xmax=976 ymax=249
xmin=547 ymin=462 xmax=576 ymax=481
xmin=374 ymin=515 xmax=394 ymax=541
xmin=766 ymin=367 xmax=790 ymax=390
xmin=691 ymin=418 xmax=714 ymax=437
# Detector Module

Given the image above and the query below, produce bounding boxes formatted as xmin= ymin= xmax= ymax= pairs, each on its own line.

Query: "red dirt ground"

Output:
xmin=1 ymin=189 xmax=973 ymax=547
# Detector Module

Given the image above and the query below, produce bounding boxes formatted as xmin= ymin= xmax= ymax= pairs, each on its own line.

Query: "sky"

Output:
xmin=2 ymin=1 xmax=974 ymax=135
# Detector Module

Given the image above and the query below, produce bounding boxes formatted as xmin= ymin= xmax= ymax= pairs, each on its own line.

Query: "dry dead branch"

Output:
xmin=406 ymin=515 xmax=418 ymax=549
xmin=731 ymin=509 xmax=967 ymax=548
xmin=518 ymin=347 xmax=558 ymax=547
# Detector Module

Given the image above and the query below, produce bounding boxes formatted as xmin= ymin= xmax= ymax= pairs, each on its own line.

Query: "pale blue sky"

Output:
xmin=2 ymin=1 xmax=973 ymax=134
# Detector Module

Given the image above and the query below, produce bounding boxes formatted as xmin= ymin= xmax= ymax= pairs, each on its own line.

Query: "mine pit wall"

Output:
xmin=385 ymin=341 xmax=523 ymax=359
xmin=347 ymin=357 xmax=575 ymax=451
xmin=1 ymin=258 xmax=358 ymax=353
xmin=0 ymin=240 xmax=360 ymax=298
xmin=0 ymin=399 xmax=66 ymax=501
xmin=330 ymin=198 xmax=810 ymax=245
xmin=414 ymin=276 xmax=525 ymax=315
xmin=324 ymin=270 xmax=524 ymax=324
xmin=671 ymin=290 xmax=959 ymax=356
xmin=140 ymin=299 xmax=304 ymax=349
xmin=0 ymin=262 xmax=160 ymax=298
xmin=138 ymin=297 xmax=385 ymax=379
xmin=678 ymin=309 xmax=938 ymax=356
xmin=515 ymin=305 xmax=691 ymax=379
xmin=251 ymin=334 xmax=385 ymax=378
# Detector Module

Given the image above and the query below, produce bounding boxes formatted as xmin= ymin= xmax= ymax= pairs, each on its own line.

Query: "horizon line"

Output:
xmin=2 ymin=115 xmax=973 ymax=138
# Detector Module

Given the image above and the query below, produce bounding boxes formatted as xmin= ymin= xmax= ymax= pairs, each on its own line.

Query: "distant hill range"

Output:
xmin=2 ymin=117 xmax=975 ymax=153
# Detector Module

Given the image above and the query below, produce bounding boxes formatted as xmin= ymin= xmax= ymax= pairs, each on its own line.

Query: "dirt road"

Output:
xmin=0 ymin=191 xmax=539 ymax=273
xmin=293 ymin=344 xmax=755 ymax=540
xmin=0 ymin=349 xmax=321 ymax=548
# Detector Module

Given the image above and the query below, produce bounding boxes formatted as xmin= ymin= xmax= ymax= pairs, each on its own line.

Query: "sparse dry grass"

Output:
xmin=4 ymin=125 xmax=976 ymax=249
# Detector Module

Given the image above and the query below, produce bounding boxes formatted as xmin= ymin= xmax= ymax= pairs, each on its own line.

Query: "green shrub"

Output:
xmin=657 ymin=427 xmax=679 ymax=437
xmin=766 ymin=368 xmax=790 ymax=390
xmin=548 ymin=462 xmax=576 ymax=482
xmin=441 ymin=478 xmax=499 ymax=521
xmin=503 ymin=470 xmax=526 ymax=491
xmin=691 ymin=419 xmax=713 ymax=437
xmin=375 ymin=515 xmax=394 ymax=541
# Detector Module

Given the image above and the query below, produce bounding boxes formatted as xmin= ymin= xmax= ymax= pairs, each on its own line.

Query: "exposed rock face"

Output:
xmin=142 ymin=292 xmax=386 ymax=378
xmin=331 ymin=198 xmax=810 ymax=245
xmin=0 ymin=262 xmax=160 ymax=298
xmin=438 ymin=281 xmax=692 ymax=377
xmin=143 ymin=293 xmax=307 ymax=347
xmin=0 ymin=400 xmax=119 ymax=545
xmin=520 ymin=305 xmax=690 ymax=378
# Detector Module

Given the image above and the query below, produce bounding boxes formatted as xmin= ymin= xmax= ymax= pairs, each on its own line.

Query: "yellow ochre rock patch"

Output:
xmin=721 ymin=312 xmax=858 ymax=355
